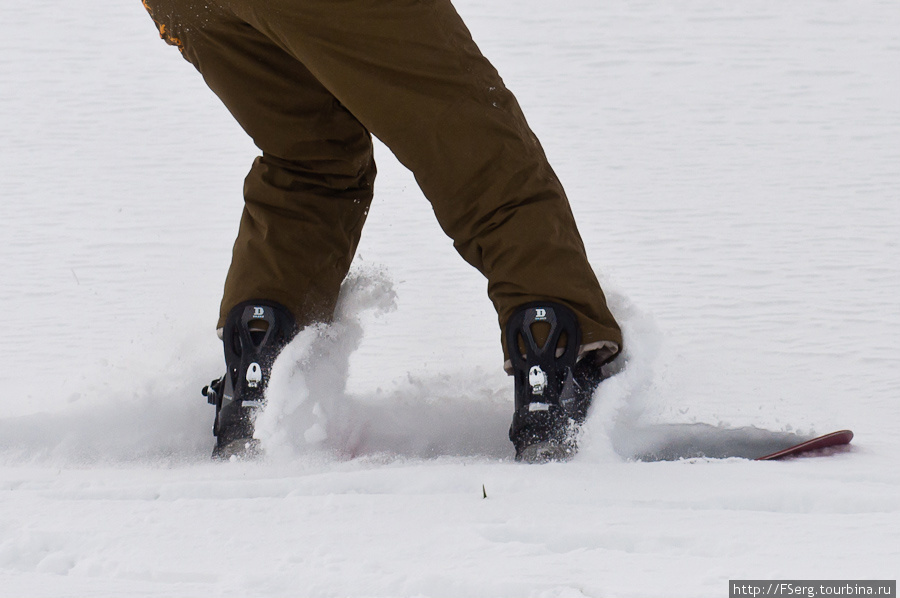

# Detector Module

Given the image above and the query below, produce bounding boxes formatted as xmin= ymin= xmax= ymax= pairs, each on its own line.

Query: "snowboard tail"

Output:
xmin=755 ymin=429 xmax=853 ymax=460
xmin=616 ymin=424 xmax=855 ymax=462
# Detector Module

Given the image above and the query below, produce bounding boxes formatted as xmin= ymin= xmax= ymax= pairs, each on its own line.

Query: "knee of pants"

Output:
xmin=246 ymin=149 xmax=377 ymax=208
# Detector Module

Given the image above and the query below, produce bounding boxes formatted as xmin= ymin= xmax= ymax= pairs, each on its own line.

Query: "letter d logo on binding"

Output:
xmin=252 ymin=307 xmax=266 ymax=318
xmin=534 ymin=308 xmax=547 ymax=321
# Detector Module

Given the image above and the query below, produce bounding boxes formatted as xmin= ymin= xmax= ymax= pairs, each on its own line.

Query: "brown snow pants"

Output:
xmin=142 ymin=0 xmax=622 ymax=362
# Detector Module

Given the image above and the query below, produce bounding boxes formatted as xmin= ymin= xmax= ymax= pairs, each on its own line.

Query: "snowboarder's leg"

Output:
xmin=144 ymin=0 xmax=621 ymax=359
xmin=211 ymin=0 xmax=623 ymax=363
xmin=142 ymin=1 xmax=375 ymax=454
xmin=143 ymin=0 xmax=622 ymax=458
xmin=142 ymin=0 xmax=375 ymax=331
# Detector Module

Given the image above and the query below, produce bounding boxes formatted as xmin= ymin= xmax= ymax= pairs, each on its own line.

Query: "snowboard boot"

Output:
xmin=506 ymin=302 xmax=608 ymax=462
xmin=202 ymin=300 xmax=296 ymax=459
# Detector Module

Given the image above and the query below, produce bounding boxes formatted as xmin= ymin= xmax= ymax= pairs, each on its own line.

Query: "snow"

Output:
xmin=1 ymin=0 xmax=898 ymax=595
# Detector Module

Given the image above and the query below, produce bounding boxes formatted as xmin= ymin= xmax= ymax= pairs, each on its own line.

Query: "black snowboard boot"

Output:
xmin=506 ymin=302 xmax=608 ymax=462
xmin=202 ymin=300 xmax=296 ymax=459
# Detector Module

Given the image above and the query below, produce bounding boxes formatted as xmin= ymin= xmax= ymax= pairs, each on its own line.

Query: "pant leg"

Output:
xmin=144 ymin=0 xmax=622 ymax=359
xmin=142 ymin=0 xmax=375 ymax=329
xmin=229 ymin=0 xmax=622 ymax=360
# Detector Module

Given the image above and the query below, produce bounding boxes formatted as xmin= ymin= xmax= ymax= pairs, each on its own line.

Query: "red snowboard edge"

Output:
xmin=756 ymin=430 xmax=854 ymax=460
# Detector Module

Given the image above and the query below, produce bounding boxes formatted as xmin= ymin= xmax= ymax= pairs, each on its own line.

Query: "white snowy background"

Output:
xmin=1 ymin=0 xmax=898 ymax=596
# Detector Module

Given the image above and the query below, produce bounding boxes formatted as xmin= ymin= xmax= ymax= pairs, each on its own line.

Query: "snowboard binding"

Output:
xmin=202 ymin=300 xmax=296 ymax=459
xmin=506 ymin=302 xmax=605 ymax=462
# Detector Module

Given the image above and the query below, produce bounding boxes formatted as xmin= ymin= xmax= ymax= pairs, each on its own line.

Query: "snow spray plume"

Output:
xmin=0 ymin=340 xmax=216 ymax=466
xmin=255 ymin=267 xmax=513 ymax=461
xmin=253 ymin=268 xmax=398 ymax=460
xmin=575 ymin=285 xmax=813 ymax=462
xmin=577 ymin=285 xmax=666 ymax=462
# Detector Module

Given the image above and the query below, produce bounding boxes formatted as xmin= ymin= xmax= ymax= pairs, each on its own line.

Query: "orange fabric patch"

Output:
xmin=141 ymin=0 xmax=184 ymax=53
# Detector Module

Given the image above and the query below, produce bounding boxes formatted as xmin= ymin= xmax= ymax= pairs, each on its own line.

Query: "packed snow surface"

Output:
xmin=1 ymin=0 xmax=898 ymax=596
